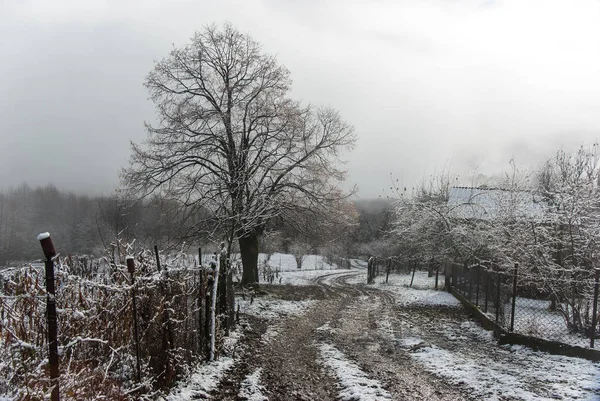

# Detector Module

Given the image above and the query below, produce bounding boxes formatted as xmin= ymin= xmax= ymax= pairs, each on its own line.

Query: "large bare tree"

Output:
xmin=123 ymin=23 xmax=355 ymax=283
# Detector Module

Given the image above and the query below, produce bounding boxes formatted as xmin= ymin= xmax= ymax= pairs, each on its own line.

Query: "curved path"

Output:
xmin=210 ymin=269 xmax=470 ymax=400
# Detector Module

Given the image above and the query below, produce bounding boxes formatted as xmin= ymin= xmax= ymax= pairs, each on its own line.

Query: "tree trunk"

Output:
xmin=240 ymin=233 xmax=259 ymax=284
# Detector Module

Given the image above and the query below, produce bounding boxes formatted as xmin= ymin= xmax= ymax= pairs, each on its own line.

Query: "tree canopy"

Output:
xmin=124 ymin=23 xmax=356 ymax=283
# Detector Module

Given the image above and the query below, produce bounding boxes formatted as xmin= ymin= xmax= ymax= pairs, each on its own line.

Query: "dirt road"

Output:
xmin=211 ymin=269 xmax=471 ymax=400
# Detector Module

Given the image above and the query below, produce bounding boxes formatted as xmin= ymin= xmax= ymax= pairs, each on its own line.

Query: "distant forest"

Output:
xmin=0 ymin=184 xmax=208 ymax=265
xmin=0 ymin=184 xmax=394 ymax=265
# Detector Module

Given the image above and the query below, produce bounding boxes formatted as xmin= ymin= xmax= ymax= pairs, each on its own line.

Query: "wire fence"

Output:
xmin=448 ymin=262 xmax=600 ymax=349
xmin=0 ymin=247 xmax=233 ymax=400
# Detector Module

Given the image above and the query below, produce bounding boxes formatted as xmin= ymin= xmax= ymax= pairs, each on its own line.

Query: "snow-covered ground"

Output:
xmin=363 ymin=271 xmax=600 ymax=401
xmin=395 ymin=321 xmax=600 ymax=401
xmin=163 ymin=293 xmax=317 ymax=400
xmin=238 ymin=368 xmax=269 ymax=401
xmin=165 ymin=265 xmax=600 ymax=401
xmin=347 ymin=270 xmax=460 ymax=307
xmin=162 ymin=329 xmax=244 ymax=401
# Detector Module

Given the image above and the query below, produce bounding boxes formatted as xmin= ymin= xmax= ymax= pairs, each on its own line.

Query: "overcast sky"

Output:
xmin=2 ymin=0 xmax=600 ymax=198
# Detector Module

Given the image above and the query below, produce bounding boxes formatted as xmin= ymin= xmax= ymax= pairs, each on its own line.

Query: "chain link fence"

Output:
xmin=449 ymin=262 xmax=600 ymax=349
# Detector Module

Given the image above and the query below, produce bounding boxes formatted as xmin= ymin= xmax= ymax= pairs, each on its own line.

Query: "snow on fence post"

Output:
xmin=510 ymin=263 xmax=519 ymax=333
xmin=37 ymin=232 xmax=60 ymax=401
xmin=126 ymin=256 xmax=142 ymax=382
xmin=591 ymin=269 xmax=600 ymax=348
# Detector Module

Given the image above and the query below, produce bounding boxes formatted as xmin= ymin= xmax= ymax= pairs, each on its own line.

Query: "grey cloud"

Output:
xmin=2 ymin=0 xmax=600 ymax=198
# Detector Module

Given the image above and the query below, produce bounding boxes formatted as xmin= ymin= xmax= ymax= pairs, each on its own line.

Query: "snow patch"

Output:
xmin=36 ymin=232 xmax=50 ymax=240
xmin=318 ymin=343 xmax=392 ymax=400
xmin=399 ymin=328 xmax=600 ymax=401
xmin=238 ymin=368 xmax=268 ymax=401
xmin=374 ymin=271 xmax=459 ymax=307
xmin=260 ymin=326 xmax=281 ymax=344
xmin=316 ymin=322 xmax=336 ymax=334
xmin=162 ymin=329 xmax=243 ymax=400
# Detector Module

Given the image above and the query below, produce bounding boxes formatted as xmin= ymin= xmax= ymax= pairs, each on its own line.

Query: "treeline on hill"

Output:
xmin=0 ymin=184 xmax=377 ymax=266
xmin=0 ymin=184 xmax=212 ymax=265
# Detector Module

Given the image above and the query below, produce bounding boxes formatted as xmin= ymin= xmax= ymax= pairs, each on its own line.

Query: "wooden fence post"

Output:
xmin=227 ymin=267 xmax=235 ymax=331
xmin=218 ymin=252 xmax=228 ymax=334
xmin=38 ymin=233 xmax=60 ymax=401
xmin=126 ymin=257 xmax=142 ymax=382
xmin=198 ymin=248 xmax=206 ymax=354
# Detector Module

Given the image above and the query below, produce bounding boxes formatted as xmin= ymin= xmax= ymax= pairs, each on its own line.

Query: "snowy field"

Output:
xmin=346 ymin=269 xmax=461 ymax=307
xmin=228 ymin=252 xmax=355 ymax=285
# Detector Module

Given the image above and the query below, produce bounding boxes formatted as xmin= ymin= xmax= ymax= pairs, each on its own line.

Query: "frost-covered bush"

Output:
xmin=0 ymin=248 xmax=216 ymax=400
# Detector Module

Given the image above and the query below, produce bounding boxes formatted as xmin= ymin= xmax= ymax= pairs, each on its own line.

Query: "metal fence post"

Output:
xmin=435 ymin=262 xmax=439 ymax=290
xmin=591 ymin=268 xmax=600 ymax=348
xmin=510 ymin=263 xmax=519 ymax=333
xmin=386 ymin=259 xmax=391 ymax=284
xmin=468 ymin=266 xmax=474 ymax=302
xmin=475 ymin=265 xmax=480 ymax=307
xmin=38 ymin=233 xmax=59 ymax=401
xmin=452 ymin=263 xmax=456 ymax=289
xmin=484 ymin=270 xmax=489 ymax=313
xmin=126 ymin=257 xmax=142 ymax=382
xmin=495 ymin=271 xmax=501 ymax=324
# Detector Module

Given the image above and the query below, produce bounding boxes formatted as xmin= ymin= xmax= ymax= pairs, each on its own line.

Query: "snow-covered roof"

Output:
xmin=447 ymin=187 xmax=545 ymax=221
